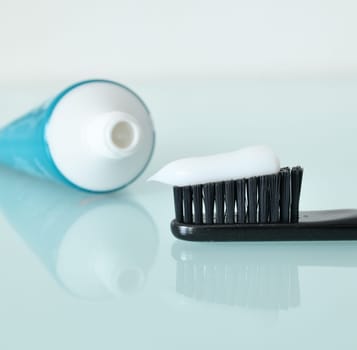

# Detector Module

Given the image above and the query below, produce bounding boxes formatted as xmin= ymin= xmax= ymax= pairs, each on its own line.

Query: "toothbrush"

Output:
xmin=149 ymin=145 xmax=357 ymax=241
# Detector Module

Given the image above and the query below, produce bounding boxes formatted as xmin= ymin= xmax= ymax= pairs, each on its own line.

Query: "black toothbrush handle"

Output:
xmin=171 ymin=209 xmax=357 ymax=241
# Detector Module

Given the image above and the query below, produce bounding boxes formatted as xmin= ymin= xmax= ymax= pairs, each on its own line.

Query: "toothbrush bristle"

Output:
xmin=173 ymin=187 xmax=183 ymax=223
xmin=236 ymin=179 xmax=245 ymax=223
xmin=269 ymin=173 xmax=280 ymax=223
xmin=291 ymin=166 xmax=303 ymax=223
xmin=258 ymin=175 xmax=269 ymax=224
xmin=215 ymin=182 xmax=225 ymax=224
xmin=192 ymin=184 xmax=203 ymax=224
xmin=247 ymin=177 xmax=258 ymax=223
xmin=203 ymin=183 xmax=215 ymax=224
xmin=183 ymin=186 xmax=193 ymax=224
xmin=225 ymin=180 xmax=235 ymax=224
xmin=173 ymin=167 xmax=303 ymax=225
xmin=280 ymin=168 xmax=291 ymax=223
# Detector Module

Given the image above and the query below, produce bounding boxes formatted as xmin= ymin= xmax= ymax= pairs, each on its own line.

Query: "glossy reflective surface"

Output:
xmin=1 ymin=80 xmax=357 ymax=349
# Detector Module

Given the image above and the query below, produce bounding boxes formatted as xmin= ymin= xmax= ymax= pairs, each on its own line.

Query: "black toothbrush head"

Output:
xmin=173 ymin=166 xmax=304 ymax=226
xmin=171 ymin=163 xmax=357 ymax=241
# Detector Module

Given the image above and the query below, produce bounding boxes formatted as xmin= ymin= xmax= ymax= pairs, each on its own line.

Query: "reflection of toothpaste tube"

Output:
xmin=0 ymin=167 xmax=158 ymax=299
xmin=0 ymin=80 xmax=155 ymax=192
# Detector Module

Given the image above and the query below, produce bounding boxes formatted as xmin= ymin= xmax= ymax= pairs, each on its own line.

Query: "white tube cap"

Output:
xmin=46 ymin=81 xmax=155 ymax=192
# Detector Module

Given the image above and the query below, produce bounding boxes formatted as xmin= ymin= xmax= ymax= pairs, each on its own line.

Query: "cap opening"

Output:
xmin=86 ymin=111 xmax=141 ymax=159
xmin=111 ymin=120 xmax=136 ymax=150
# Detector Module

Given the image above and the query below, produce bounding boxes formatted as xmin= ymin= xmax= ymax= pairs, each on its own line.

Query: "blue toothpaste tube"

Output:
xmin=0 ymin=80 xmax=155 ymax=192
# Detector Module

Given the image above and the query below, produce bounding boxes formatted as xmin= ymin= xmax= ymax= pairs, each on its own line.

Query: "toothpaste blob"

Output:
xmin=149 ymin=145 xmax=280 ymax=186
xmin=0 ymin=80 xmax=155 ymax=192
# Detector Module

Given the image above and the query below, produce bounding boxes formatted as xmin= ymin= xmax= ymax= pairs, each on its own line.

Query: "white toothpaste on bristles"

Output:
xmin=148 ymin=145 xmax=280 ymax=187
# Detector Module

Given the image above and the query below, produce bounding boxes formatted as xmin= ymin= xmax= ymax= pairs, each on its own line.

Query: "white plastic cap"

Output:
xmin=46 ymin=81 xmax=155 ymax=192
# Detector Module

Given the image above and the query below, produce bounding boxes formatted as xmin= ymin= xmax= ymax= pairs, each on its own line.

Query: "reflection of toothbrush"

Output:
xmin=150 ymin=145 xmax=357 ymax=241
xmin=172 ymin=242 xmax=300 ymax=309
xmin=172 ymin=241 xmax=357 ymax=308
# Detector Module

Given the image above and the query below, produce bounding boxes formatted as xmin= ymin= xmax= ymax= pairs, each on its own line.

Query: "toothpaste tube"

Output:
xmin=0 ymin=79 xmax=155 ymax=192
